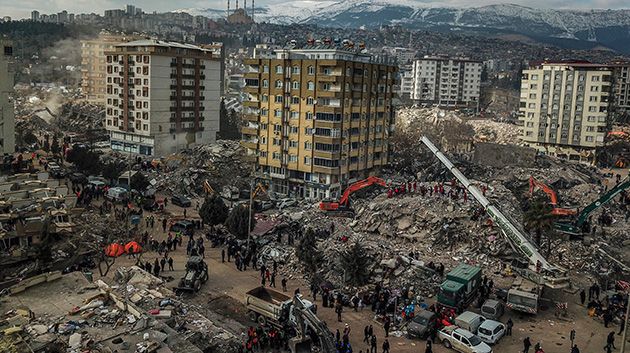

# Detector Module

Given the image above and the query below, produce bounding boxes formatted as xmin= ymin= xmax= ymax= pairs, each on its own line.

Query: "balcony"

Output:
xmin=313 ymin=165 xmax=338 ymax=174
xmin=241 ymin=139 xmax=259 ymax=149
xmin=241 ymin=125 xmax=258 ymax=135
xmin=318 ymin=75 xmax=338 ymax=82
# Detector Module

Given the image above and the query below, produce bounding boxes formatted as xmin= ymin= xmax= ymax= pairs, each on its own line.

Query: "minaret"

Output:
xmin=227 ymin=0 xmax=230 ymax=18
xmin=236 ymin=0 xmax=239 ymax=10
xmin=244 ymin=0 xmax=247 ymax=15
xmin=252 ymin=0 xmax=255 ymax=22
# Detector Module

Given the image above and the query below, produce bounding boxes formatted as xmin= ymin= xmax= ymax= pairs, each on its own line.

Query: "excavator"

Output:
xmin=528 ymin=176 xmax=577 ymax=216
xmin=319 ymin=176 xmax=387 ymax=217
xmin=554 ymin=176 xmax=630 ymax=236
xmin=289 ymin=295 xmax=337 ymax=353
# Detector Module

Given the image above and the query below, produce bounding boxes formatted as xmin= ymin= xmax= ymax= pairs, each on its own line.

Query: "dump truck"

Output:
xmin=175 ymin=256 xmax=208 ymax=293
xmin=437 ymin=263 xmax=482 ymax=312
xmin=245 ymin=287 xmax=315 ymax=328
xmin=506 ymin=277 xmax=540 ymax=314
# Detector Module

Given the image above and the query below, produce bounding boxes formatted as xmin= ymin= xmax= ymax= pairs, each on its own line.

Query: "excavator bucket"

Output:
xmin=289 ymin=337 xmax=312 ymax=353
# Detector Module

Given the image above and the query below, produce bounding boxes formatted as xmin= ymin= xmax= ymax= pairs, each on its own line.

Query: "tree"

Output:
xmin=296 ymin=228 xmax=322 ymax=275
xmin=225 ymin=205 xmax=256 ymax=238
xmin=523 ymin=198 xmax=555 ymax=249
xmin=66 ymin=145 xmax=102 ymax=175
xmin=130 ymin=172 xmax=150 ymax=191
xmin=42 ymin=139 xmax=50 ymax=152
xmin=200 ymin=194 xmax=229 ymax=226
xmin=102 ymin=161 xmax=124 ymax=184
xmin=340 ymin=242 xmax=371 ymax=286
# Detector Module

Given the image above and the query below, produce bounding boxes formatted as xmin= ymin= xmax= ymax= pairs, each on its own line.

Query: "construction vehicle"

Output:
xmin=554 ymin=177 xmax=630 ymax=235
xmin=528 ymin=176 xmax=577 ymax=216
xmin=420 ymin=136 xmax=569 ymax=290
xmin=175 ymin=256 xmax=208 ymax=293
xmin=289 ymin=293 xmax=337 ymax=353
xmin=319 ymin=176 xmax=387 ymax=217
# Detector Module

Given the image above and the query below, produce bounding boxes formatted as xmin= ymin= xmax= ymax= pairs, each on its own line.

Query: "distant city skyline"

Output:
xmin=1 ymin=0 xmax=629 ymax=20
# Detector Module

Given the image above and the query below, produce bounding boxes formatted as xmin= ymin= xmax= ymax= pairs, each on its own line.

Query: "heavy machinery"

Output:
xmin=420 ymin=136 xmax=569 ymax=289
xmin=554 ymin=177 xmax=630 ymax=235
xmin=528 ymin=176 xmax=577 ymax=216
xmin=319 ymin=176 xmax=387 ymax=217
xmin=245 ymin=287 xmax=336 ymax=353
xmin=175 ymin=256 xmax=208 ymax=293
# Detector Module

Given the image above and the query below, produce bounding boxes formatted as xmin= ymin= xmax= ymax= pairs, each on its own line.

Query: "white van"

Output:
xmin=106 ymin=187 xmax=128 ymax=202
xmin=455 ymin=311 xmax=486 ymax=334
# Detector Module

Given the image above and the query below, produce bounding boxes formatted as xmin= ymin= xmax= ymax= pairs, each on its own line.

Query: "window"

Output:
xmin=262 ymin=94 xmax=269 ymax=102
xmin=291 ymin=96 xmax=300 ymax=104
xmin=591 ymin=75 xmax=600 ymax=82
xmin=262 ymin=79 xmax=269 ymax=88
xmin=274 ymin=110 xmax=282 ymax=117
xmin=261 ymin=109 xmax=268 ymax=116
xmin=272 ymin=152 xmax=280 ymax=160
xmin=289 ymin=140 xmax=298 ymax=148
xmin=292 ymin=81 xmax=300 ymax=90
xmin=263 ymin=65 xmax=269 ymax=73
xmin=308 ymin=66 xmax=315 ymax=75
xmin=307 ymin=81 xmax=314 ymax=90
xmin=292 ymin=66 xmax=300 ymax=74
xmin=289 ymin=155 xmax=298 ymax=163
xmin=275 ymin=80 xmax=283 ymax=88
xmin=585 ymin=136 xmax=594 ymax=142
xmin=304 ymin=157 xmax=311 ymax=165
xmin=275 ymin=65 xmax=283 ymax=74
xmin=274 ymin=95 xmax=283 ymax=103
xmin=290 ymin=111 xmax=299 ymax=119
xmin=306 ymin=112 xmax=313 ymax=120
xmin=307 ymin=97 xmax=314 ymax=105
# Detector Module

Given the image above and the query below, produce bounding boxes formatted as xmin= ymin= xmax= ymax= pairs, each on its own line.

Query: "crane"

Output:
xmin=555 ymin=177 xmax=630 ymax=235
xmin=420 ymin=136 xmax=569 ymax=289
xmin=528 ymin=176 xmax=577 ymax=216
xmin=319 ymin=176 xmax=387 ymax=217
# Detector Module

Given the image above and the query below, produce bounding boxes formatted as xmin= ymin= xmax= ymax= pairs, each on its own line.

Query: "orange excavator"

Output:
xmin=528 ymin=176 xmax=577 ymax=216
xmin=320 ymin=176 xmax=387 ymax=217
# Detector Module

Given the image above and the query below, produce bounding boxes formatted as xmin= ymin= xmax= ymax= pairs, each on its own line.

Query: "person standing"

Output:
xmin=281 ymin=278 xmax=287 ymax=292
xmin=221 ymin=248 xmax=225 ymax=263
xmin=160 ymin=257 xmax=166 ymax=272
xmin=335 ymin=301 xmax=343 ymax=322
xmin=384 ymin=317 xmax=391 ymax=337
xmin=425 ymin=340 xmax=433 ymax=353
xmin=571 ymin=345 xmax=580 ymax=353
xmin=270 ymin=272 xmax=276 ymax=288
xmin=363 ymin=326 xmax=370 ymax=343
xmin=168 ymin=257 xmax=174 ymax=271
xmin=370 ymin=335 xmax=377 ymax=353
xmin=618 ymin=318 xmax=625 ymax=336
xmin=580 ymin=289 xmax=586 ymax=305
xmin=382 ymin=339 xmax=390 ymax=353
xmin=506 ymin=318 xmax=513 ymax=336
xmin=523 ymin=337 xmax=531 ymax=353
xmin=605 ymin=331 xmax=616 ymax=350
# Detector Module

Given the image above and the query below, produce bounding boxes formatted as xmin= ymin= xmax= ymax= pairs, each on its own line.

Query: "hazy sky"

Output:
xmin=1 ymin=0 xmax=629 ymax=19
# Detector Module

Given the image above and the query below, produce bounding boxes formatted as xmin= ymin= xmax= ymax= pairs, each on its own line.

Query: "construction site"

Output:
xmin=0 ymin=106 xmax=628 ymax=353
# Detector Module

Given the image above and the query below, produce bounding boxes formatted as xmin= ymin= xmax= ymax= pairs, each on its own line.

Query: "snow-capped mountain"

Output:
xmin=178 ymin=1 xmax=630 ymax=53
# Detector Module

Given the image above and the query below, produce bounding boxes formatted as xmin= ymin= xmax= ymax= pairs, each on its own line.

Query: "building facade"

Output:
xmin=81 ymin=33 xmax=138 ymax=104
xmin=610 ymin=61 xmax=630 ymax=120
xmin=104 ymin=40 xmax=221 ymax=156
xmin=518 ymin=62 xmax=612 ymax=162
xmin=0 ymin=41 xmax=15 ymax=154
xmin=241 ymin=46 xmax=397 ymax=199
xmin=411 ymin=56 xmax=482 ymax=110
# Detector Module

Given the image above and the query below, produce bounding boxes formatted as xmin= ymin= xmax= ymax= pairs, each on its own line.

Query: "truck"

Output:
xmin=506 ymin=277 xmax=540 ymax=314
xmin=438 ymin=263 xmax=482 ymax=311
xmin=438 ymin=325 xmax=492 ymax=353
xmin=245 ymin=286 xmax=315 ymax=328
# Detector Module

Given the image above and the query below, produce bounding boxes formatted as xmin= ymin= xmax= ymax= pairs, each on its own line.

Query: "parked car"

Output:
xmin=407 ymin=309 xmax=438 ymax=339
xmin=143 ymin=198 xmax=159 ymax=211
xmin=254 ymin=200 xmax=275 ymax=211
xmin=49 ymin=166 xmax=67 ymax=179
xmin=438 ymin=326 xmax=492 ymax=353
xmin=455 ymin=311 xmax=486 ymax=334
xmin=171 ymin=195 xmax=191 ymax=207
xmin=476 ymin=320 xmax=505 ymax=345
xmin=106 ymin=187 xmax=128 ymax=202
xmin=170 ymin=220 xmax=194 ymax=236
xmin=481 ymin=299 xmax=504 ymax=320
xmin=69 ymin=172 xmax=88 ymax=184
xmin=277 ymin=198 xmax=297 ymax=210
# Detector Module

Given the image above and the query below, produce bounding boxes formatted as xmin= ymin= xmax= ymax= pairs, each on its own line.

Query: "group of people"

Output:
xmin=242 ymin=325 xmax=288 ymax=352
xmin=386 ymin=179 xmax=484 ymax=203
xmin=138 ymin=254 xmax=174 ymax=277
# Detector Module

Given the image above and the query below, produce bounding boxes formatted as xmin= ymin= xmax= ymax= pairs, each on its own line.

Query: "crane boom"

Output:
xmin=420 ymin=136 xmax=568 ymax=288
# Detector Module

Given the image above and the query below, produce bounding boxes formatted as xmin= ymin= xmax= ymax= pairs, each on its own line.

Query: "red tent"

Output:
xmin=124 ymin=241 xmax=142 ymax=254
xmin=105 ymin=243 xmax=125 ymax=257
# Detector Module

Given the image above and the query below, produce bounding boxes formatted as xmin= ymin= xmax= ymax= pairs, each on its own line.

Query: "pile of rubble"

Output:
xmin=148 ymin=140 xmax=253 ymax=197
xmin=53 ymin=101 xmax=106 ymax=134
xmin=468 ymin=119 xmax=521 ymax=145
xmin=0 ymin=267 xmax=242 ymax=353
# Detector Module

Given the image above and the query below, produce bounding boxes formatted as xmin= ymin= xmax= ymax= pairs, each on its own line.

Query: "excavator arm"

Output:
xmin=529 ymin=176 xmax=577 ymax=216
xmin=319 ymin=176 xmax=387 ymax=216
xmin=291 ymin=295 xmax=337 ymax=353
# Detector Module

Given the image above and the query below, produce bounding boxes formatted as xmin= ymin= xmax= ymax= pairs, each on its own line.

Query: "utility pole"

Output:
xmin=621 ymin=292 xmax=629 ymax=353
xmin=246 ymin=179 xmax=254 ymax=249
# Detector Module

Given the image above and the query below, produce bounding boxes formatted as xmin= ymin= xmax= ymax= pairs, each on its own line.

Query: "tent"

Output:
xmin=124 ymin=241 xmax=142 ymax=254
xmin=105 ymin=243 xmax=125 ymax=257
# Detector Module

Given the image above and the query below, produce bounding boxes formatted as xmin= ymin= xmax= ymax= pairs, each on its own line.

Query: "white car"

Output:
xmin=277 ymin=198 xmax=297 ymax=210
xmin=438 ymin=326 xmax=492 ymax=353
xmin=477 ymin=320 xmax=505 ymax=345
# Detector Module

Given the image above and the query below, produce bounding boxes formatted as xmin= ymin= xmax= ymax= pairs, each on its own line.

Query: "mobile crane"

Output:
xmin=554 ymin=177 xmax=630 ymax=235
xmin=421 ymin=136 xmax=569 ymax=289
xmin=528 ymin=176 xmax=577 ymax=216
xmin=319 ymin=176 xmax=387 ymax=217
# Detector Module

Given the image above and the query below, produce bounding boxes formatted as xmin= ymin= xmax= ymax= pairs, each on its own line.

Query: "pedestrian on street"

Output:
xmin=183 ymin=208 xmax=187 ymax=218
xmin=506 ymin=318 xmax=513 ymax=336
xmin=571 ymin=344 xmax=580 ymax=353
xmin=363 ymin=326 xmax=370 ymax=343
xmin=146 ymin=261 xmax=152 ymax=274
xmin=605 ymin=331 xmax=616 ymax=350
xmin=168 ymin=257 xmax=174 ymax=271
xmin=370 ymin=335 xmax=377 ymax=353
xmin=335 ymin=302 xmax=343 ymax=322
xmin=618 ymin=319 xmax=625 ymax=335
xmin=270 ymin=272 xmax=276 ymax=288
xmin=580 ymin=289 xmax=586 ymax=305
xmin=281 ymin=278 xmax=287 ymax=292
xmin=425 ymin=340 xmax=433 ymax=353
xmin=384 ymin=317 xmax=391 ymax=337
xmin=368 ymin=325 xmax=373 ymax=340
xmin=160 ymin=257 xmax=166 ymax=272
xmin=221 ymin=248 xmax=225 ymax=263
xmin=382 ymin=339 xmax=390 ymax=353
xmin=523 ymin=337 xmax=531 ymax=353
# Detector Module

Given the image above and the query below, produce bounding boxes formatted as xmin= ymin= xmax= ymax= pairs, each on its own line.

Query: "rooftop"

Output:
xmin=116 ymin=39 xmax=213 ymax=53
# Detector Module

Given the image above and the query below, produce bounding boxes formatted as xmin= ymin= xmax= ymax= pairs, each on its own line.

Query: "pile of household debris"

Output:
xmin=468 ymin=119 xmax=521 ymax=145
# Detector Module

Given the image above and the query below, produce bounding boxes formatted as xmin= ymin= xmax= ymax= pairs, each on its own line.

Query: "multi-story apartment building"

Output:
xmin=610 ymin=61 xmax=630 ymax=120
xmin=241 ymin=45 xmax=397 ymax=199
xmin=0 ymin=41 xmax=15 ymax=154
xmin=81 ymin=32 xmax=138 ymax=104
xmin=411 ymin=56 xmax=482 ymax=110
xmin=397 ymin=67 xmax=414 ymax=100
xmin=104 ymin=40 xmax=221 ymax=156
xmin=518 ymin=62 xmax=612 ymax=163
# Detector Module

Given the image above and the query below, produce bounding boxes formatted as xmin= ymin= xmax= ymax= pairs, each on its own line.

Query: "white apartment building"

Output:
xmin=397 ymin=67 xmax=414 ymax=99
xmin=518 ymin=62 xmax=612 ymax=162
xmin=0 ymin=42 xmax=15 ymax=155
xmin=411 ymin=56 xmax=482 ymax=110
xmin=104 ymin=40 xmax=221 ymax=156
